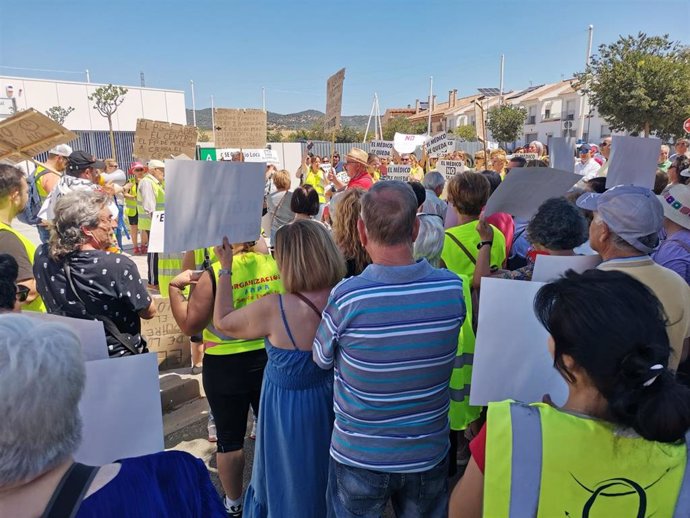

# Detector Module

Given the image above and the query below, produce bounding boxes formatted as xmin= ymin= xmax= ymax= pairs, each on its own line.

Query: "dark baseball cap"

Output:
xmin=68 ymin=151 xmax=106 ymax=172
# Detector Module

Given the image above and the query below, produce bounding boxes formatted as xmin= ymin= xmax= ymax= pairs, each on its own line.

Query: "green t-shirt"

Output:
xmin=441 ymin=220 xmax=506 ymax=278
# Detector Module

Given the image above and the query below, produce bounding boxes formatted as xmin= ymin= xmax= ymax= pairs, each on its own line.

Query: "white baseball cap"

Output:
xmin=49 ymin=144 xmax=73 ymax=157
xmin=148 ymin=159 xmax=165 ymax=169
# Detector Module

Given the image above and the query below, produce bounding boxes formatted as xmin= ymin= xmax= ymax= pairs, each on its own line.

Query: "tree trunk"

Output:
xmin=644 ymin=122 xmax=650 ymax=137
xmin=107 ymin=115 xmax=116 ymax=159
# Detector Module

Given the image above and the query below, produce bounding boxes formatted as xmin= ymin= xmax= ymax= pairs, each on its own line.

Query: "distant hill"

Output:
xmin=186 ymin=108 xmax=368 ymax=131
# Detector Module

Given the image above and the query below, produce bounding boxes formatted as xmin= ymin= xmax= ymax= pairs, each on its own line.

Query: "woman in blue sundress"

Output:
xmin=213 ymin=220 xmax=346 ymax=518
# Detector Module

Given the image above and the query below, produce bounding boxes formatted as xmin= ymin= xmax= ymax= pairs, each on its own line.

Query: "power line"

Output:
xmin=0 ymin=65 xmax=85 ymax=75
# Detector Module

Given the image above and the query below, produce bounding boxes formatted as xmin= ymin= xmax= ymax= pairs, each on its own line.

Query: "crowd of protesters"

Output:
xmin=1 ymin=134 xmax=689 ymax=517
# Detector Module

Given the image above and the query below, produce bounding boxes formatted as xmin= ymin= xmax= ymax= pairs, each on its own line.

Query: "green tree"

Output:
xmin=88 ymin=84 xmax=128 ymax=158
xmin=452 ymin=124 xmax=477 ymax=141
xmin=486 ymin=105 xmax=526 ymax=144
xmin=45 ymin=106 xmax=75 ymax=125
xmin=382 ymin=116 xmax=427 ymax=140
xmin=574 ymin=33 xmax=690 ymax=138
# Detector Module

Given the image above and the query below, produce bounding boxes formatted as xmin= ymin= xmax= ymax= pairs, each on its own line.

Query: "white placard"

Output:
xmin=425 ymin=132 xmax=451 ymax=157
xmin=382 ymin=165 xmax=411 ymax=181
xmin=371 ymin=140 xmax=394 ymax=157
xmin=511 ymin=152 xmax=539 ymax=162
xmin=531 ymin=254 xmax=602 ymax=283
xmin=483 ymin=167 xmax=581 ymax=219
xmin=436 ymin=160 xmax=465 ymax=180
xmin=216 ymin=148 xmax=280 ymax=164
xmin=147 ymin=210 xmax=165 ymax=253
xmin=320 ymin=163 xmax=333 ymax=174
xmin=164 ymin=160 xmax=265 ymax=252
xmin=75 ymin=353 xmax=164 ymax=465
xmin=605 ymin=136 xmax=661 ymax=189
xmin=548 ymin=137 xmax=576 ymax=173
xmin=336 ymin=171 xmax=350 ymax=185
xmin=24 ymin=313 xmax=108 ymax=361
xmin=393 ymin=132 xmax=428 ymax=154
xmin=470 ymin=278 xmax=568 ymax=406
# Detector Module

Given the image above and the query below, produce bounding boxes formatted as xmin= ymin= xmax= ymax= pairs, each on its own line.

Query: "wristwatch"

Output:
xmin=477 ymin=241 xmax=493 ymax=249
xmin=218 ymin=268 xmax=232 ymax=277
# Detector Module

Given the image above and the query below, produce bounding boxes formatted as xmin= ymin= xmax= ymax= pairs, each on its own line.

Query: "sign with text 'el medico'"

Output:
xmin=213 ymin=108 xmax=267 ymax=149
xmin=133 ymin=119 xmax=197 ymax=161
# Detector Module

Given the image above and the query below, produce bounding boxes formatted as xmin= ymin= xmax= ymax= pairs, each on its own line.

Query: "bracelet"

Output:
xmin=218 ymin=268 xmax=232 ymax=277
xmin=477 ymin=240 xmax=493 ymax=249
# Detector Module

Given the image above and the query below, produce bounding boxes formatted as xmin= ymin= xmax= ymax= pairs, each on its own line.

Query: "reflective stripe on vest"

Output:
xmin=157 ymin=253 xmax=184 ymax=298
xmin=137 ymin=174 xmax=164 ymax=231
xmin=125 ymin=180 xmax=137 ymax=217
xmin=203 ymin=252 xmax=283 ymax=355
xmin=448 ymin=273 xmax=481 ymax=431
xmin=484 ymin=400 xmax=690 ymax=518
xmin=0 ymin=222 xmax=46 ymax=312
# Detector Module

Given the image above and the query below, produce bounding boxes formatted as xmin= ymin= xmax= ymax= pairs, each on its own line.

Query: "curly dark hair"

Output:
xmin=527 ymin=197 xmax=587 ymax=250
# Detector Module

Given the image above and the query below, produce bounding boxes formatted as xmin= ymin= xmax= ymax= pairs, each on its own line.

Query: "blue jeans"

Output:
xmin=327 ymin=456 xmax=449 ymax=518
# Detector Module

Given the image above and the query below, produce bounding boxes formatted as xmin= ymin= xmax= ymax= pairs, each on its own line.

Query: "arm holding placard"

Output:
xmin=168 ymin=269 xmax=211 ymax=336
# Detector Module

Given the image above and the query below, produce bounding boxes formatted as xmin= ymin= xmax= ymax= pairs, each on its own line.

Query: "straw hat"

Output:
xmin=346 ymin=148 xmax=369 ymax=166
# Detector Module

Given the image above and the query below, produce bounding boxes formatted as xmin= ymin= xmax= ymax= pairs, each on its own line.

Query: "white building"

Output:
xmin=0 ymin=76 xmax=186 ymax=131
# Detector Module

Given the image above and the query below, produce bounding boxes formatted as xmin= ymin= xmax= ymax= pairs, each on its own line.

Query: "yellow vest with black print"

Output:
xmin=0 ymin=222 xmax=46 ymax=312
xmin=484 ymin=400 xmax=689 ymax=518
xmin=203 ymin=252 xmax=284 ymax=355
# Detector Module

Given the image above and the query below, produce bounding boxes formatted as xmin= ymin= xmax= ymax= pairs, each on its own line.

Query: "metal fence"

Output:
xmin=35 ymin=130 xmax=136 ymax=166
xmin=301 ymin=139 xmax=485 ymax=158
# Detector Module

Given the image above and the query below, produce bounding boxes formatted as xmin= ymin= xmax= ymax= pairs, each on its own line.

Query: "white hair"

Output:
xmin=414 ymin=214 xmax=445 ymax=267
xmin=0 ymin=315 xmax=85 ymax=486
xmin=660 ymin=144 xmax=670 ymax=154
xmin=422 ymin=171 xmax=445 ymax=192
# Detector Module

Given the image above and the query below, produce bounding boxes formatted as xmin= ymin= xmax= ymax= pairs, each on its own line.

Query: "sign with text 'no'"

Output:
xmin=325 ymin=68 xmax=346 ymax=132
xmin=436 ymin=160 xmax=465 ymax=180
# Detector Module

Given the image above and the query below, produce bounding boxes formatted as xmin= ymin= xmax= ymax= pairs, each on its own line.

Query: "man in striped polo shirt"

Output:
xmin=314 ymin=181 xmax=466 ymax=517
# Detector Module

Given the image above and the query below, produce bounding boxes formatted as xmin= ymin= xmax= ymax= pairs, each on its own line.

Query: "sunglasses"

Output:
xmin=16 ymin=284 xmax=29 ymax=302
xmin=599 ymin=143 xmax=608 ymax=147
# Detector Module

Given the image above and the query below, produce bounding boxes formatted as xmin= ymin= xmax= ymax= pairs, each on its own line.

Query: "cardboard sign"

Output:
xmin=163 ymin=160 xmax=265 ymax=252
xmin=76 ymin=353 xmax=164 ymax=465
xmin=217 ymin=148 xmax=279 ymax=163
xmin=474 ymin=102 xmax=486 ymax=142
xmin=140 ymin=296 xmax=191 ymax=370
xmin=147 ymin=210 xmax=165 ymax=253
xmin=382 ymin=165 xmax=411 ymax=181
xmin=0 ymin=108 xmax=76 ymax=162
xmin=483 ymin=167 xmax=581 ymax=219
xmin=24 ymin=313 xmax=108 ymax=361
xmin=436 ymin=160 xmax=465 ymax=180
xmin=425 ymin=132 xmax=451 ymax=157
xmin=214 ymin=108 xmax=267 ymax=149
xmin=605 ymin=135 xmax=660 ymax=190
xmin=371 ymin=140 xmax=394 ymax=158
xmin=470 ymin=278 xmax=568 ymax=406
xmin=393 ymin=132 xmax=428 ymax=154
xmin=325 ymin=68 xmax=346 ymax=132
xmin=133 ymin=119 xmax=197 ymax=161
xmin=531 ymin=254 xmax=602 ymax=283
xmin=548 ymin=137 xmax=576 ymax=173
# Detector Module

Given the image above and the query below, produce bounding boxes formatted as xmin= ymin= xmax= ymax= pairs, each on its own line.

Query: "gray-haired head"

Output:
xmin=0 ymin=315 xmax=85 ymax=486
xmin=422 ymin=171 xmax=445 ymax=193
xmin=413 ymin=214 xmax=445 ymax=267
xmin=49 ymin=190 xmax=110 ymax=260
xmin=361 ymin=181 xmax=418 ymax=246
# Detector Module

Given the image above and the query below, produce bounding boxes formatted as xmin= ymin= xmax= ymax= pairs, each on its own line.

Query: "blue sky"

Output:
xmin=1 ymin=0 xmax=687 ymax=115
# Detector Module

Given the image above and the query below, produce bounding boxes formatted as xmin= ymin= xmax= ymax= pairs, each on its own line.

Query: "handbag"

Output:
xmin=63 ymin=262 xmax=147 ymax=356
xmin=40 ymin=463 xmax=99 ymax=518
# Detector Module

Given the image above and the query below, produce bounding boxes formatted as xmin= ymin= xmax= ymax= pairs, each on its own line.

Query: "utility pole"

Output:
xmin=499 ymin=54 xmax=505 ymax=104
xmin=427 ymin=76 xmax=433 ymax=135
xmin=190 ymin=80 xmax=197 ymax=127
xmin=85 ymin=69 xmax=90 ymax=83
xmin=577 ymin=25 xmax=594 ymax=142
xmin=140 ymin=71 xmax=145 ymax=87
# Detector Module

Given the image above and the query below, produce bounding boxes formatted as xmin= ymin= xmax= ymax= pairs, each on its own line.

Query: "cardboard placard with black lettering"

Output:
xmin=325 ymin=68 xmax=346 ymax=132
xmin=214 ymin=108 xmax=267 ymax=149
xmin=0 ymin=108 xmax=76 ymax=162
xmin=133 ymin=119 xmax=197 ymax=161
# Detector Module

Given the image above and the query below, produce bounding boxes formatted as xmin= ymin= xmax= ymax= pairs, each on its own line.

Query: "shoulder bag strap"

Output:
xmin=63 ymin=262 xmax=140 ymax=355
xmin=445 ymin=232 xmax=476 ymax=265
xmin=268 ymin=191 xmax=289 ymax=234
xmin=294 ymin=292 xmax=322 ymax=319
xmin=41 ymin=463 xmax=99 ymax=518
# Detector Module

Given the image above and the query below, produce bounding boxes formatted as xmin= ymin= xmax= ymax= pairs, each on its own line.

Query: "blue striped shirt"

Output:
xmin=313 ymin=259 xmax=465 ymax=473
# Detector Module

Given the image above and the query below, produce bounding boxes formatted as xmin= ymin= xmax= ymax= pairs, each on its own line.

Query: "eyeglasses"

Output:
xmin=133 ymin=168 xmax=144 ymax=172
xmin=401 ymin=158 xmax=410 ymax=162
xmin=599 ymin=143 xmax=608 ymax=147
xmin=16 ymin=284 xmax=29 ymax=302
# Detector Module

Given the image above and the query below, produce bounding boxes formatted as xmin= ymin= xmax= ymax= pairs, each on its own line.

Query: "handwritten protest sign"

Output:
xmin=164 ymin=160 xmax=265 ymax=252
xmin=483 ymin=167 xmax=581 ymax=219
xmin=0 ymin=108 xmax=76 ymax=163
xmin=393 ymin=132 xmax=428 ymax=154
xmin=470 ymin=278 xmax=568 ymax=406
xmin=474 ymin=102 xmax=486 ymax=142
xmin=140 ymin=296 xmax=191 ymax=370
xmin=26 ymin=313 xmax=108 ymax=361
xmin=425 ymin=132 xmax=451 ymax=157
xmin=436 ymin=160 xmax=465 ymax=180
xmin=381 ymin=165 xmax=411 ymax=181
xmin=133 ymin=119 xmax=197 ymax=161
xmin=217 ymin=148 xmax=279 ymax=163
xmin=325 ymin=68 xmax=346 ymax=132
xmin=511 ymin=152 xmax=539 ymax=162
xmin=548 ymin=136 xmax=575 ymax=173
xmin=214 ymin=108 xmax=267 ymax=149
xmin=531 ymin=254 xmax=602 ymax=283
xmin=605 ymin=135 xmax=660 ymax=190
xmin=371 ymin=140 xmax=393 ymax=158
xmin=76 ymin=353 xmax=164 ymax=465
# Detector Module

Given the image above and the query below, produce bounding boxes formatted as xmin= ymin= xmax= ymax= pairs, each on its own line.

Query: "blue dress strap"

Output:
xmin=278 ymin=295 xmax=299 ymax=350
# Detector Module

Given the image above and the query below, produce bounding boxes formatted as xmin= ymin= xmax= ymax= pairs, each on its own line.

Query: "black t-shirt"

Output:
xmin=33 ymin=245 xmax=151 ymax=338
